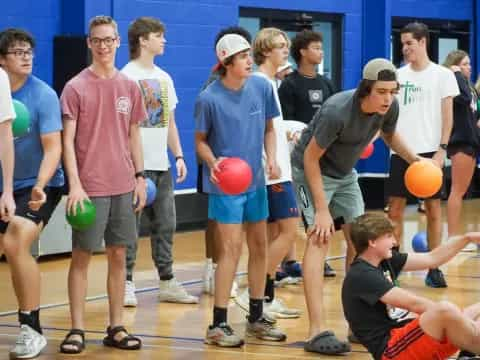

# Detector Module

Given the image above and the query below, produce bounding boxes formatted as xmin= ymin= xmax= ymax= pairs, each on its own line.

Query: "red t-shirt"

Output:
xmin=61 ymin=68 xmax=147 ymax=196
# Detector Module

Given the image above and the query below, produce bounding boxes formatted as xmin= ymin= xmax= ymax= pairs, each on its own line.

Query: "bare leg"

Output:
xmin=424 ymin=199 xmax=442 ymax=250
xmin=245 ymin=221 xmax=268 ymax=300
xmin=388 ymin=196 xmax=407 ymax=247
xmin=447 ymin=153 xmax=476 ymax=236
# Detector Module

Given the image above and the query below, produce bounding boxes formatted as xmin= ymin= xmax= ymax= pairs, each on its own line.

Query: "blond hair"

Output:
xmin=253 ymin=27 xmax=290 ymax=66
xmin=88 ymin=15 xmax=118 ymax=36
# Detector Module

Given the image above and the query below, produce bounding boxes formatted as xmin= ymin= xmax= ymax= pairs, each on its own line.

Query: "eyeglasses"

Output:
xmin=89 ymin=37 xmax=117 ymax=47
xmin=5 ymin=49 xmax=34 ymax=58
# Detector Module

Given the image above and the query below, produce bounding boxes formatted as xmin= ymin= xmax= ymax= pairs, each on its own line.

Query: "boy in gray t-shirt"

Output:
xmin=292 ymin=58 xmax=424 ymax=355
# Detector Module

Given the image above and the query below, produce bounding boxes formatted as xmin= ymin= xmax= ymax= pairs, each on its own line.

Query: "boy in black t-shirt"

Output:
xmin=342 ymin=213 xmax=480 ymax=360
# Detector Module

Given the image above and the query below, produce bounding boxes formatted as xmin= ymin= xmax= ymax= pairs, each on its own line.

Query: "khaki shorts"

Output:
xmin=292 ymin=166 xmax=364 ymax=227
xmin=72 ymin=192 xmax=137 ymax=251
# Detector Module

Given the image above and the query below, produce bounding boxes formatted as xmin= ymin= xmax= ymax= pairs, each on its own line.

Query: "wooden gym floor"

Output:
xmin=2 ymin=200 xmax=480 ymax=359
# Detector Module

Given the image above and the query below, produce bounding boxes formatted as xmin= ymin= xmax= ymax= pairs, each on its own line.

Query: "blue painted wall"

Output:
xmin=1 ymin=0 xmax=479 ymax=188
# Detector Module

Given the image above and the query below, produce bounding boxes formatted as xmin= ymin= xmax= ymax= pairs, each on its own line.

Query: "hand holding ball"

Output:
xmin=214 ymin=157 xmax=252 ymax=195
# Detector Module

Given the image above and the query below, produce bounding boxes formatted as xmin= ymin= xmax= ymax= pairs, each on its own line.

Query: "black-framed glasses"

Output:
xmin=89 ymin=37 xmax=117 ymax=47
xmin=5 ymin=49 xmax=34 ymax=58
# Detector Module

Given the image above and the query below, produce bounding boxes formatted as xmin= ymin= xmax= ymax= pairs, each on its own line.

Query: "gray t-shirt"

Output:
xmin=291 ymin=89 xmax=399 ymax=178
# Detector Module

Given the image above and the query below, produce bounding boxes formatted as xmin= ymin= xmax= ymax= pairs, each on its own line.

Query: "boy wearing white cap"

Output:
xmin=291 ymin=58 xmax=423 ymax=354
xmin=195 ymin=32 xmax=286 ymax=347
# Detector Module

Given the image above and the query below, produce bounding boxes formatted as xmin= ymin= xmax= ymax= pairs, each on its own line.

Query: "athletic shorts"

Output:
xmin=267 ymin=181 xmax=299 ymax=223
xmin=385 ymin=152 xmax=444 ymax=199
xmin=382 ymin=317 xmax=457 ymax=360
xmin=0 ymin=186 xmax=63 ymax=234
xmin=208 ymin=187 xmax=268 ymax=224
xmin=292 ymin=166 xmax=364 ymax=227
xmin=72 ymin=192 xmax=137 ymax=251
xmin=447 ymin=143 xmax=478 ymax=159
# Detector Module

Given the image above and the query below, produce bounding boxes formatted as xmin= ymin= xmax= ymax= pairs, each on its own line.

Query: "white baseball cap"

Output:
xmin=216 ymin=34 xmax=251 ymax=63
xmin=362 ymin=58 xmax=397 ymax=81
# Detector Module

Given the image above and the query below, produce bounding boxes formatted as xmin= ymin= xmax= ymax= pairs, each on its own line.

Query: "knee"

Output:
xmin=433 ymin=301 xmax=462 ymax=322
xmin=108 ymin=246 xmax=126 ymax=264
xmin=220 ymin=240 xmax=242 ymax=259
xmin=388 ymin=205 xmax=404 ymax=222
xmin=71 ymin=249 xmax=92 ymax=270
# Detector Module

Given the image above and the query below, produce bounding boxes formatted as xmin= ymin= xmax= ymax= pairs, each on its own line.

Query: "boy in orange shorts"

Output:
xmin=342 ymin=213 xmax=480 ymax=360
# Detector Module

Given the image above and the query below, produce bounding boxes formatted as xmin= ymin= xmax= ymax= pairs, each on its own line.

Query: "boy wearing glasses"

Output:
xmin=0 ymin=28 xmax=64 ymax=359
xmin=60 ymin=16 xmax=146 ymax=353
xmin=121 ymin=17 xmax=198 ymax=307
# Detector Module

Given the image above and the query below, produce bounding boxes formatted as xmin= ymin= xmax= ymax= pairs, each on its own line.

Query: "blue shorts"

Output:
xmin=208 ymin=187 xmax=268 ymax=224
xmin=267 ymin=181 xmax=299 ymax=223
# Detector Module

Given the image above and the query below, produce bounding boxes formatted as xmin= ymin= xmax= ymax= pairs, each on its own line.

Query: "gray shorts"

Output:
xmin=72 ymin=192 xmax=137 ymax=251
xmin=292 ymin=166 xmax=364 ymax=227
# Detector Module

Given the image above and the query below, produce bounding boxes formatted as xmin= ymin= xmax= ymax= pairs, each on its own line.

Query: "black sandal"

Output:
xmin=304 ymin=330 xmax=351 ymax=355
xmin=60 ymin=328 xmax=85 ymax=354
xmin=103 ymin=325 xmax=142 ymax=350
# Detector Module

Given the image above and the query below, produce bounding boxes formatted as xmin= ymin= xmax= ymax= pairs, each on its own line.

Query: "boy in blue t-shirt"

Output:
xmin=195 ymin=33 xmax=286 ymax=346
xmin=0 ymin=28 xmax=64 ymax=359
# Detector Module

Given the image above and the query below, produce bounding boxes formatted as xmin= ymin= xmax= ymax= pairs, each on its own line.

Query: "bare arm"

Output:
xmin=380 ymin=287 xmax=435 ymax=315
xmin=0 ymin=121 xmax=15 ymax=220
xmin=403 ymin=233 xmax=479 ymax=272
xmin=167 ymin=111 xmax=187 ymax=183
xmin=264 ymin=119 xmax=279 ymax=179
xmin=129 ymin=122 xmax=146 ymax=211
xmin=431 ymin=96 xmax=454 ymax=167
xmin=36 ymin=131 xmax=62 ymax=189
xmin=381 ymin=131 xmax=419 ymax=164
xmin=62 ymin=117 xmax=89 ymax=214
xmin=195 ymin=132 xmax=220 ymax=183
xmin=0 ymin=121 xmax=14 ymax=193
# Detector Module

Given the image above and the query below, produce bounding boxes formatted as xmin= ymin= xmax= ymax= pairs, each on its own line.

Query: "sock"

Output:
xmin=213 ymin=306 xmax=227 ymax=327
xmin=248 ymin=298 xmax=263 ymax=323
xmin=126 ymin=273 xmax=133 ymax=282
xmin=19 ymin=309 xmax=42 ymax=334
xmin=159 ymin=273 xmax=174 ymax=281
xmin=264 ymin=274 xmax=274 ymax=303
xmin=458 ymin=350 xmax=476 ymax=357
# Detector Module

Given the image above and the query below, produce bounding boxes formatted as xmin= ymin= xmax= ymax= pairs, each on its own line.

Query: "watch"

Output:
xmin=175 ymin=156 xmax=184 ymax=162
xmin=439 ymin=144 xmax=448 ymax=151
xmin=135 ymin=171 xmax=146 ymax=179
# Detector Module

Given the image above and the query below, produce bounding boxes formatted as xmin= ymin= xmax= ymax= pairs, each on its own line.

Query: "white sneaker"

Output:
xmin=10 ymin=324 xmax=47 ymax=359
xmin=461 ymin=242 xmax=478 ymax=252
xmin=230 ymin=280 xmax=239 ymax=298
xmin=158 ymin=278 xmax=199 ymax=304
xmin=234 ymin=288 xmax=250 ymax=312
xmin=203 ymin=260 xmax=213 ymax=294
xmin=264 ymin=298 xmax=301 ymax=319
xmin=124 ymin=280 xmax=138 ymax=307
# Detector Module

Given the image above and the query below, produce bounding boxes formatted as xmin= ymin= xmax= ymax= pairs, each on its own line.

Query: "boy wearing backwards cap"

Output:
xmin=195 ymin=32 xmax=286 ymax=347
xmin=291 ymin=58 xmax=425 ymax=354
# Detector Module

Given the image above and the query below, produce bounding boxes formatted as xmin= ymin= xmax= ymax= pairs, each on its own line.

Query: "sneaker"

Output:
xmin=158 ymin=278 xmax=199 ymax=303
xmin=282 ymin=261 xmax=302 ymax=278
xmin=274 ymin=271 xmax=300 ymax=287
xmin=323 ymin=262 xmax=336 ymax=277
xmin=461 ymin=243 xmax=478 ymax=252
xmin=124 ymin=280 xmax=138 ymax=307
xmin=234 ymin=288 xmax=250 ymax=313
xmin=205 ymin=322 xmax=244 ymax=347
xmin=425 ymin=268 xmax=447 ymax=288
xmin=234 ymin=289 xmax=277 ymax=323
xmin=203 ymin=260 xmax=213 ymax=294
xmin=230 ymin=280 xmax=239 ymax=298
xmin=264 ymin=298 xmax=301 ymax=319
xmin=246 ymin=317 xmax=287 ymax=341
xmin=10 ymin=324 xmax=47 ymax=359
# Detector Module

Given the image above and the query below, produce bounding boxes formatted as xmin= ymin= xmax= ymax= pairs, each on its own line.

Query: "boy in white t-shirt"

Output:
xmin=386 ymin=22 xmax=459 ymax=288
xmin=0 ymin=67 xmax=15 ymax=222
xmin=121 ymin=17 xmax=198 ymax=306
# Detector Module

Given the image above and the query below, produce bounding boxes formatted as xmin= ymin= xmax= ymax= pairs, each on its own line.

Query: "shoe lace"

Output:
xmin=16 ymin=328 xmax=33 ymax=345
xmin=219 ymin=323 xmax=234 ymax=336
